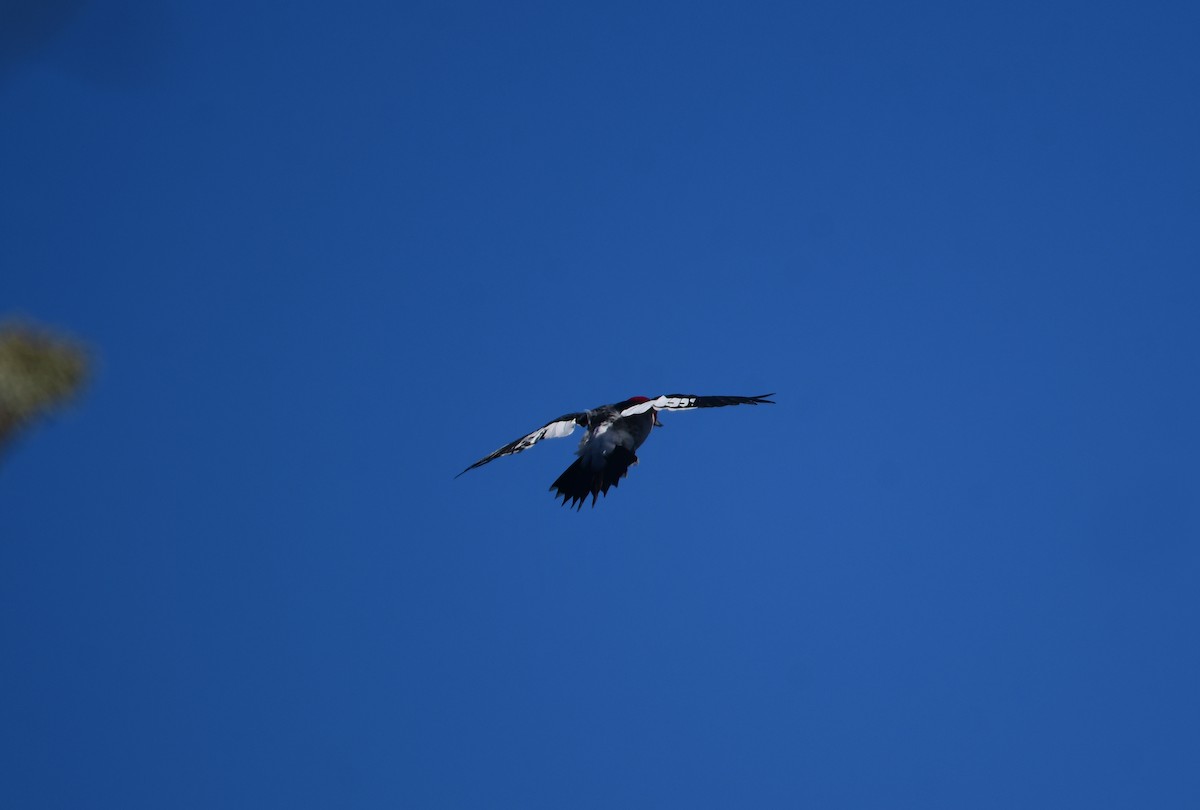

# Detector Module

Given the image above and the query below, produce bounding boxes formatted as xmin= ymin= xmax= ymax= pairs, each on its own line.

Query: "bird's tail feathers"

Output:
xmin=550 ymin=446 xmax=638 ymax=510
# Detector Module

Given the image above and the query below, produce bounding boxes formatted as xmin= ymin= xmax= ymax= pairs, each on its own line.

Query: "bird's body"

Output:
xmin=457 ymin=393 xmax=774 ymax=509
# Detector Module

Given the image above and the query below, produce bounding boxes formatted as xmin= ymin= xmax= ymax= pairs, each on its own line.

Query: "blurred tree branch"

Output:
xmin=0 ymin=321 xmax=89 ymax=455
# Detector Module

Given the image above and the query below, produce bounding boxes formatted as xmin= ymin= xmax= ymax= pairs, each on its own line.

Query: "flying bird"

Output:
xmin=456 ymin=393 xmax=775 ymax=509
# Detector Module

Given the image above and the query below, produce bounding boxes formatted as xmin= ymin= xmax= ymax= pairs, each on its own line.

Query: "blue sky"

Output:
xmin=3 ymin=1 xmax=1198 ymax=807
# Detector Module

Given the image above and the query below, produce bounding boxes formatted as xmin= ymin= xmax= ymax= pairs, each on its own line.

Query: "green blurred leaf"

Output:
xmin=0 ymin=321 xmax=89 ymax=450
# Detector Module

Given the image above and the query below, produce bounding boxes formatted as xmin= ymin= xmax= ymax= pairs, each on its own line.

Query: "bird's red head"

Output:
xmin=627 ymin=396 xmax=650 ymax=403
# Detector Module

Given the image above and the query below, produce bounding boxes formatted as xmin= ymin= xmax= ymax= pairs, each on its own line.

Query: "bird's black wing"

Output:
xmin=619 ymin=393 xmax=775 ymax=416
xmin=456 ymin=412 xmax=588 ymax=477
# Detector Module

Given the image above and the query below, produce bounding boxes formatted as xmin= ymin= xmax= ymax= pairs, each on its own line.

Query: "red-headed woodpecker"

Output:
xmin=456 ymin=394 xmax=775 ymax=509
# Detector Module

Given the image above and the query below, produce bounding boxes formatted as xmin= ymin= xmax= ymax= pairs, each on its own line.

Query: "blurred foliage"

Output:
xmin=0 ymin=321 xmax=89 ymax=452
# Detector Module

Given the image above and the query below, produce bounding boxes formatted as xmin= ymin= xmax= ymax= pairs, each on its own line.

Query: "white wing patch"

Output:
xmin=620 ymin=398 xmax=657 ymax=416
xmin=511 ymin=418 xmax=578 ymax=453
xmin=541 ymin=419 xmax=578 ymax=440
xmin=654 ymin=395 xmax=699 ymax=411
xmin=456 ymin=413 xmax=583 ymax=477
xmin=620 ymin=395 xmax=697 ymax=416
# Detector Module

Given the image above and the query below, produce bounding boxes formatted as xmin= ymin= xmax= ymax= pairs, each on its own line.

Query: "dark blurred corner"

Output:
xmin=0 ymin=0 xmax=167 ymax=86
xmin=0 ymin=320 xmax=89 ymax=457
xmin=0 ymin=0 xmax=90 ymax=72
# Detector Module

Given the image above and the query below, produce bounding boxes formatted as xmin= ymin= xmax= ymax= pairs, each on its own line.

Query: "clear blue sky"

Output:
xmin=3 ymin=1 xmax=1198 ymax=807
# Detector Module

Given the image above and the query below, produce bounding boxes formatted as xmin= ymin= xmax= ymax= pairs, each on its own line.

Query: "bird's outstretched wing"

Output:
xmin=619 ymin=393 xmax=775 ymax=417
xmin=456 ymin=412 xmax=588 ymax=477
